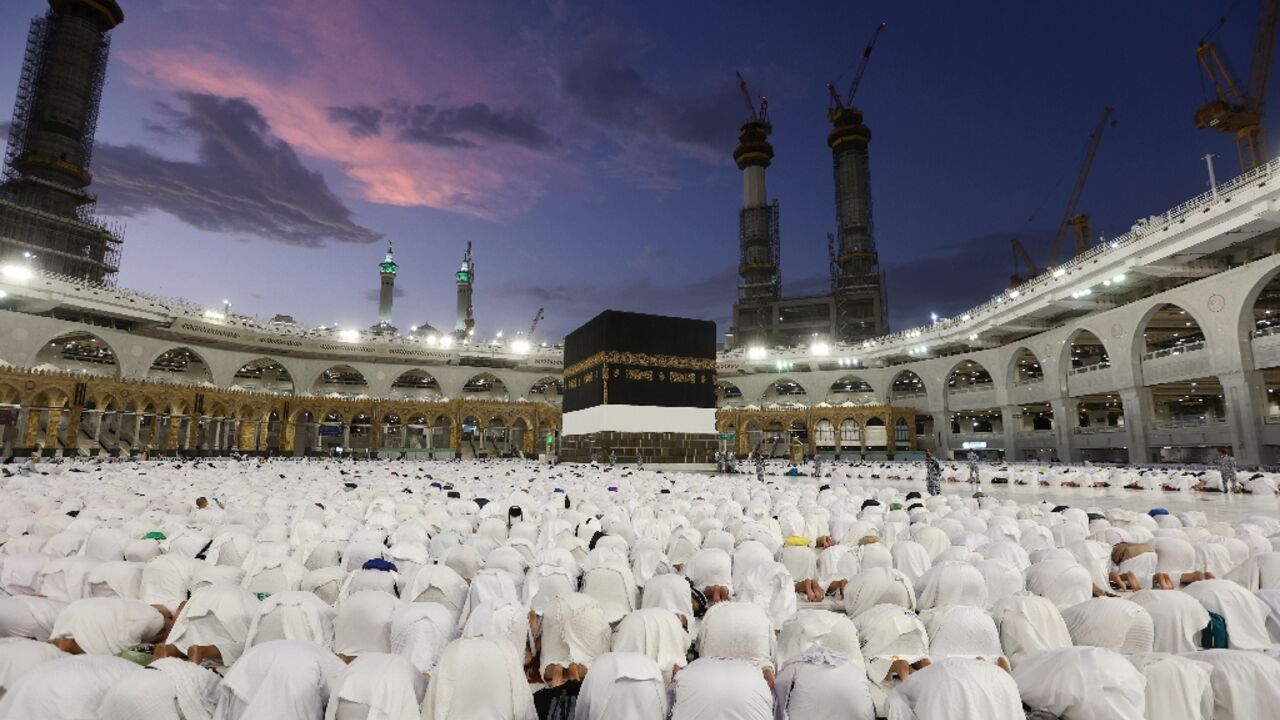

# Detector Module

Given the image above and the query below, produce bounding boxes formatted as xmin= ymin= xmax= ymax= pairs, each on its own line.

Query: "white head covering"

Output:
xmin=323 ymin=652 xmax=426 ymax=720
xmin=697 ymin=601 xmax=776 ymax=669
xmin=389 ymin=602 xmax=456 ymax=676
xmin=1127 ymin=589 xmax=1209 ymax=654
xmin=334 ymin=590 xmax=399 ymax=656
xmin=1013 ymin=646 xmax=1146 ymax=720
xmin=989 ymin=593 xmax=1072 ymax=665
xmin=611 ymin=607 xmax=689 ymax=681
xmin=420 ymin=637 xmax=535 ymax=720
xmin=48 ymin=597 xmax=164 ymax=655
xmin=539 ymin=592 xmax=611 ymax=674
xmin=1061 ymin=597 xmax=1155 ymax=654
xmin=775 ymin=646 xmax=875 ymax=720
xmin=573 ymin=652 xmax=668 ymax=720
xmin=214 ymin=640 xmax=345 ymax=720
xmin=167 ymin=583 xmax=260 ymax=664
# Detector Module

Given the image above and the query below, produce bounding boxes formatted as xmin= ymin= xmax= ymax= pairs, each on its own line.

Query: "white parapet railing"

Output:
xmin=1141 ymin=340 xmax=1206 ymax=361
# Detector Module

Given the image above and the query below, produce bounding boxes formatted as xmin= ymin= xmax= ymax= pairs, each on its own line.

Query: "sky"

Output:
xmin=0 ymin=0 xmax=1273 ymax=342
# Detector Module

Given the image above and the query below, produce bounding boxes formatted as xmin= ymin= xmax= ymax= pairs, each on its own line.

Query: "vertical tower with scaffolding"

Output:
xmin=827 ymin=104 xmax=887 ymax=341
xmin=0 ymin=0 xmax=125 ymax=283
xmin=730 ymin=102 xmax=782 ymax=347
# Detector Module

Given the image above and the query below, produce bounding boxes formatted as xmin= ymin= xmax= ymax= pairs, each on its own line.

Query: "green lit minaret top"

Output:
xmin=379 ymin=241 xmax=398 ymax=275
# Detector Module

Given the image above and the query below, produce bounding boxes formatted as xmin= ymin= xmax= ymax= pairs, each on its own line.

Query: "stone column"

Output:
xmin=342 ymin=424 xmax=351 ymax=450
xmin=65 ymin=407 xmax=82 ymax=453
xmin=1001 ymin=406 xmax=1019 ymax=463
xmin=167 ymin=418 xmax=182 ymax=451
xmin=1118 ymin=386 xmax=1153 ymax=464
xmin=370 ymin=421 xmax=382 ymax=455
xmin=931 ymin=412 xmax=952 ymax=459
xmin=43 ymin=407 xmax=61 ymax=453
xmin=1050 ymin=397 xmax=1078 ymax=462
xmin=282 ymin=421 xmax=296 ymax=454
xmin=22 ymin=407 xmax=41 ymax=449
xmin=1219 ymin=369 xmax=1266 ymax=466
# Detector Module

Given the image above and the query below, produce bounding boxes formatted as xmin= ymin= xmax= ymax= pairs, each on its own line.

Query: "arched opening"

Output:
xmin=347 ymin=412 xmax=372 ymax=452
xmin=814 ymin=419 xmax=836 ymax=450
xmin=890 ymin=370 xmax=926 ymax=401
xmin=1141 ymin=303 xmax=1206 ymax=358
xmin=433 ymin=415 xmax=453 ymax=454
xmin=232 ymin=358 xmax=294 ymax=395
xmin=864 ymin=417 xmax=888 ymax=453
xmin=1150 ymin=377 xmax=1225 ymax=429
xmin=511 ymin=417 xmax=529 ymax=456
xmin=715 ymin=380 xmax=744 ymax=408
xmin=1010 ymin=348 xmax=1044 ymax=385
xmin=764 ymin=421 xmax=786 ymax=457
xmin=762 ymin=378 xmax=808 ymax=407
xmin=265 ymin=410 xmax=282 ymax=452
xmin=294 ymin=411 xmax=316 ymax=454
xmin=527 ymin=377 xmax=563 ymax=405
xmin=461 ymin=416 xmax=482 ymax=457
xmin=947 ymin=360 xmax=993 ymax=395
xmin=1066 ymin=330 xmax=1110 ymax=373
xmin=894 ymin=417 xmax=911 ymax=451
xmin=312 ymin=365 xmax=368 ymax=397
xmin=317 ymin=411 xmax=345 ymax=453
xmin=951 ymin=409 xmax=999 ymax=434
xmin=390 ymin=369 xmax=442 ymax=401
xmin=788 ymin=419 xmax=808 ymax=451
xmin=1251 ymin=271 xmax=1280 ymax=339
xmin=839 ymin=419 xmax=862 ymax=455
xmin=1074 ymin=393 xmax=1124 ymax=433
xmin=462 ymin=373 xmax=509 ymax=401
xmin=33 ymin=332 xmax=118 ymax=376
xmin=825 ymin=375 xmax=875 ymax=404
xmin=148 ymin=347 xmax=212 ymax=385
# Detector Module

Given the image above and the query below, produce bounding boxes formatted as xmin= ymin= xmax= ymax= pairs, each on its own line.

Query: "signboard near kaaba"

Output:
xmin=563 ymin=310 xmax=716 ymax=413
xmin=561 ymin=310 xmax=719 ymax=459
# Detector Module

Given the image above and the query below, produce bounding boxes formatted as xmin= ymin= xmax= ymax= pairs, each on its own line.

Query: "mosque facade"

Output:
xmin=3 ymin=153 xmax=1280 ymax=464
xmin=3 ymin=1 xmax=1280 ymax=465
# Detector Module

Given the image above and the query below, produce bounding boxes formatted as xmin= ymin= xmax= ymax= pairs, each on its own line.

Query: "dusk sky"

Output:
xmin=1 ymin=0 xmax=1271 ymax=342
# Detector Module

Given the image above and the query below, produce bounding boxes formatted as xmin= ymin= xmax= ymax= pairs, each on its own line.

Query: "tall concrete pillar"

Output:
xmin=1050 ymin=397 xmax=1078 ymax=462
xmin=1219 ymin=369 xmax=1265 ymax=465
xmin=931 ymin=411 xmax=952 ymax=460
xmin=1001 ymin=406 xmax=1019 ymax=462
xmin=1118 ymin=386 xmax=1153 ymax=464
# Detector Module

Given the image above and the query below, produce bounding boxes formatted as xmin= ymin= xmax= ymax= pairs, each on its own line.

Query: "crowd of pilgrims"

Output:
xmin=0 ymin=457 xmax=1278 ymax=719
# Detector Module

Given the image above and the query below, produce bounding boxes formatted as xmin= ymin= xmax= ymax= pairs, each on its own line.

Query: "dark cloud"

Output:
xmin=93 ymin=93 xmax=380 ymax=248
xmin=395 ymin=102 xmax=555 ymax=152
xmin=557 ymin=39 xmax=740 ymax=163
xmin=326 ymin=104 xmax=384 ymax=139
xmin=325 ymin=101 xmax=554 ymax=152
xmin=883 ymin=232 xmax=1049 ymax=329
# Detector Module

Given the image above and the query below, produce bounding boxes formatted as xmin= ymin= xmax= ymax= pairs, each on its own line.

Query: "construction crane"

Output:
xmin=827 ymin=21 xmax=887 ymax=111
xmin=1194 ymin=0 xmax=1279 ymax=172
xmin=1010 ymin=107 xmax=1116 ymax=285
xmin=736 ymin=72 xmax=769 ymax=124
xmin=527 ymin=307 xmax=544 ymax=338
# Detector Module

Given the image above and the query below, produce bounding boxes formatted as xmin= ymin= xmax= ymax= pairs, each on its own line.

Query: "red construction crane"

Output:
xmin=827 ymin=21 xmax=887 ymax=110
xmin=736 ymin=71 xmax=769 ymax=124
xmin=1195 ymin=0 xmax=1279 ymax=172
xmin=1011 ymin=107 xmax=1116 ymax=284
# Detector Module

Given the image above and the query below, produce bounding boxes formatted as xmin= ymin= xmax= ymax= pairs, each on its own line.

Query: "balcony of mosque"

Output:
xmin=718 ymin=156 xmax=1280 ymax=373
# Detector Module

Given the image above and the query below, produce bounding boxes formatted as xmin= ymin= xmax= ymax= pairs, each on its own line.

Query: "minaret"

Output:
xmin=0 ymin=0 xmax=126 ymax=282
xmin=729 ymin=89 xmax=780 ymax=348
xmin=376 ymin=240 xmax=397 ymax=331
xmin=827 ymin=104 xmax=887 ymax=340
xmin=453 ymin=241 xmax=475 ymax=340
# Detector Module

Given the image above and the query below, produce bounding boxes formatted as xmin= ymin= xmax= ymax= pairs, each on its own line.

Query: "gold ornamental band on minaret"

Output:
xmin=562 ymin=351 xmax=717 ymax=379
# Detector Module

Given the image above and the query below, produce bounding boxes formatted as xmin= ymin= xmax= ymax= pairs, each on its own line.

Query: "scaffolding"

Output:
xmin=738 ymin=200 xmax=781 ymax=299
xmin=3 ymin=17 xmax=48 ymax=183
xmin=0 ymin=6 xmax=122 ymax=284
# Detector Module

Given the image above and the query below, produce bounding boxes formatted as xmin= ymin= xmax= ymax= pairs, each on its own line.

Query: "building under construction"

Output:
xmin=729 ymin=62 xmax=889 ymax=349
xmin=0 ymin=0 xmax=125 ymax=284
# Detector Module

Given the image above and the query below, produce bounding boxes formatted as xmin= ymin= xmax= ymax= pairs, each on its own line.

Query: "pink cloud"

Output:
xmin=114 ymin=2 xmax=568 ymax=220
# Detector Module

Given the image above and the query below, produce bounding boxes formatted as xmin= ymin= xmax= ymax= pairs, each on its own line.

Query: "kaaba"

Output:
xmin=559 ymin=310 xmax=720 ymax=463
